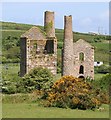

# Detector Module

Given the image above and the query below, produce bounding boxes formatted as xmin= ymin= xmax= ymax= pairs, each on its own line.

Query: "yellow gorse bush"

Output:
xmin=44 ymin=76 xmax=102 ymax=110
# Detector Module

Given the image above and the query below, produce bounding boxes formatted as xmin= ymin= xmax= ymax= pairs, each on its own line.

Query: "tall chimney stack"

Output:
xmin=62 ymin=15 xmax=74 ymax=76
xmin=44 ymin=11 xmax=55 ymax=37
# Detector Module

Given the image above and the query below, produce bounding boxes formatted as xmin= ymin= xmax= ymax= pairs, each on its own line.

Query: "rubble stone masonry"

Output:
xmin=62 ymin=15 xmax=74 ymax=76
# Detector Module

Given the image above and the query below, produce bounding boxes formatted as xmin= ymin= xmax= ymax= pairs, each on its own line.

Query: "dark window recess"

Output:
xmin=79 ymin=65 xmax=84 ymax=74
xmin=44 ymin=40 xmax=54 ymax=54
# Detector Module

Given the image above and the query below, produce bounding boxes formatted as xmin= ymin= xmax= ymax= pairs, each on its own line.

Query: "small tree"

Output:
xmin=17 ymin=67 xmax=53 ymax=93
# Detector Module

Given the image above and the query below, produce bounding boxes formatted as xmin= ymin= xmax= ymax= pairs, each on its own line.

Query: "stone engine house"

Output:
xmin=20 ymin=11 xmax=57 ymax=77
xmin=62 ymin=15 xmax=94 ymax=79
xmin=20 ymin=11 xmax=94 ymax=79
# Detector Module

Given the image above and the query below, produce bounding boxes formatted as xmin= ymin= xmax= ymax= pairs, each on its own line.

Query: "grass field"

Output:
xmin=2 ymin=63 xmax=20 ymax=74
xmin=2 ymin=63 xmax=109 ymax=118
xmin=94 ymin=74 xmax=107 ymax=80
xmin=2 ymin=103 xmax=109 ymax=118
xmin=2 ymin=63 xmax=107 ymax=82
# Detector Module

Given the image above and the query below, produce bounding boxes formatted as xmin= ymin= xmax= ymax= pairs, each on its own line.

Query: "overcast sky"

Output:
xmin=2 ymin=2 xmax=109 ymax=34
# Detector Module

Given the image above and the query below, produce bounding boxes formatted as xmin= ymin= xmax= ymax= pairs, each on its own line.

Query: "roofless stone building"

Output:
xmin=20 ymin=11 xmax=57 ymax=77
xmin=20 ymin=11 xmax=94 ymax=79
xmin=62 ymin=15 xmax=94 ymax=79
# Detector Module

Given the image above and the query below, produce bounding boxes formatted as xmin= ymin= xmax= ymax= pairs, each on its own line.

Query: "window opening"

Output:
xmin=44 ymin=40 xmax=54 ymax=54
xmin=79 ymin=52 xmax=84 ymax=61
xmin=79 ymin=65 xmax=84 ymax=74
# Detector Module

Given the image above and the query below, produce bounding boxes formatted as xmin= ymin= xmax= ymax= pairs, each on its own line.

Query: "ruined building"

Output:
xmin=20 ymin=11 xmax=94 ymax=79
xmin=20 ymin=11 xmax=57 ymax=77
xmin=62 ymin=15 xmax=94 ymax=79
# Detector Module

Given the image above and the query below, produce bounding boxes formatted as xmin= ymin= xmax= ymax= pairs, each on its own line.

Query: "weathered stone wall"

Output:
xmin=62 ymin=15 xmax=94 ymax=79
xmin=73 ymin=39 xmax=94 ymax=79
xmin=62 ymin=15 xmax=74 ymax=76
xmin=20 ymin=11 xmax=57 ymax=76
xmin=27 ymin=38 xmax=57 ymax=75
xmin=44 ymin=11 xmax=55 ymax=37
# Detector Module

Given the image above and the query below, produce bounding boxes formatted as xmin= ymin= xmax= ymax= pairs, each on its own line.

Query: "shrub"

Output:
xmin=2 ymin=73 xmax=22 ymax=94
xmin=99 ymin=74 xmax=111 ymax=91
xmin=6 ymin=85 xmax=17 ymax=94
xmin=57 ymin=42 xmax=63 ymax=49
xmin=43 ymin=76 xmax=102 ymax=110
xmin=89 ymin=74 xmax=110 ymax=104
xmin=105 ymin=36 xmax=111 ymax=40
xmin=95 ymin=65 xmax=109 ymax=74
xmin=2 ymin=58 xmax=20 ymax=63
xmin=2 ymin=83 xmax=17 ymax=94
xmin=17 ymin=67 xmax=53 ymax=93
xmin=57 ymin=58 xmax=62 ymax=74
xmin=57 ymin=67 xmax=61 ymax=74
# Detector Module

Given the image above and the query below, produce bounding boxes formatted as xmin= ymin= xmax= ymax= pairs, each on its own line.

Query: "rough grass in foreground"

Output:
xmin=2 ymin=103 xmax=109 ymax=118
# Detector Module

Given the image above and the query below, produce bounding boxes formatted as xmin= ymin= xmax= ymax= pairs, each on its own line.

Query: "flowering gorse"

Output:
xmin=44 ymin=76 xmax=102 ymax=110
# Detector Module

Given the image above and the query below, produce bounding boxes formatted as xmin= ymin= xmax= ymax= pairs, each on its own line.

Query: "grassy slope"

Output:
xmin=1 ymin=21 xmax=110 ymax=63
xmin=2 ymin=103 xmax=109 ymax=118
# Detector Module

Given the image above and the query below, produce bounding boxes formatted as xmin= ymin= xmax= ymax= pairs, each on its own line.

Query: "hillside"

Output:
xmin=1 ymin=21 xmax=110 ymax=64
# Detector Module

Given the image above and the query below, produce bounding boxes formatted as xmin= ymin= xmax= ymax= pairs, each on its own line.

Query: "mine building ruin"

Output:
xmin=20 ymin=11 xmax=94 ymax=79
xmin=20 ymin=11 xmax=57 ymax=77
xmin=62 ymin=15 xmax=94 ymax=79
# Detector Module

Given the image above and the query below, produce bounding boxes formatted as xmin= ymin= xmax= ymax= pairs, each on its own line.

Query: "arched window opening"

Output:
xmin=78 ymin=75 xmax=85 ymax=79
xmin=79 ymin=65 xmax=84 ymax=74
xmin=79 ymin=52 xmax=84 ymax=61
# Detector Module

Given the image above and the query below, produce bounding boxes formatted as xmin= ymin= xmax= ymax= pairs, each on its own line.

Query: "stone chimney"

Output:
xmin=62 ymin=15 xmax=74 ymax=76
xmin=44 ymin=11 xmax=55 ymax=37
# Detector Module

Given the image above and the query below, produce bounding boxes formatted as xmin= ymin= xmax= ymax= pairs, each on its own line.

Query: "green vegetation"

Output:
xmin=2 ymin=63 xmax=110 ymax=94
xmin=94 ymin=74 xmax=106 ymax=80
xmin=1 ymin=21 xmax=110 ymax=65
xmin=92 ymin=74 xmax=111 ymax=92
xmin=2 ymin=21 xmax=35 ymax=30
xmin=17 ymin=67 xmax=53 ymax=93
xmin=2 ymin=63 xmax=21 ymax=94
xmin=44 ymin=21 xmax=53 ymax=33
xmin=1 ymin=21 xmax=110 ymax=118
xmin=2 ymin=94 xmax=39 ymax=104
xmin=95 ymin=65 xmax=110 ymax=74
xmin=43 ymin=76 xmax=104 ymax=110
xmin=2 ymin=30 xmax=22 ymax=63
xmin=2 ymin=66 xmax=53 ymax=94
xmin=92 ymin=43 xmax=109 ymax=64
xmin=2 ymin=103 xmax=109 ymax=118
xmin=2 ymin=64 xmax=110 ymax=118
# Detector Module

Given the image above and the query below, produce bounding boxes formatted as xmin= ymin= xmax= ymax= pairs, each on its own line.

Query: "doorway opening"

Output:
xmin=79 ymin=65 xmax=84 ymax=74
